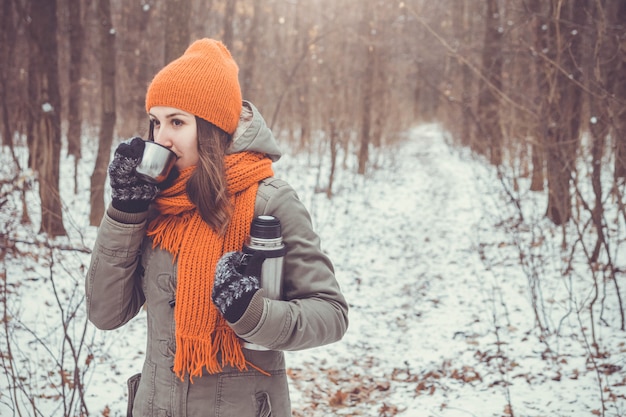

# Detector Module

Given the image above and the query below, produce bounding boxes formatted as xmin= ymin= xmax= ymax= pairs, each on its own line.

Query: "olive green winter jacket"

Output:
xmin=86 ymin=101 xmax=349 ymax=417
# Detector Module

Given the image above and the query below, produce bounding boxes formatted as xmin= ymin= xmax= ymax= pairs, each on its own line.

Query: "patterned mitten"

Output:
xmin=212 ymin=251 xmax=266 ymax=323
xmin=108 ymin=137 xmax=159 ymax=213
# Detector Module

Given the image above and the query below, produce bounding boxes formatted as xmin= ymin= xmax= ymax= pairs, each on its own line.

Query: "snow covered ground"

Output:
xmin=1 ymin=123 xmax=624 ymax=416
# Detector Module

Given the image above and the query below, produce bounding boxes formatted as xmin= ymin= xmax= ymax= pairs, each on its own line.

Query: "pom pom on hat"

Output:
xmin=145 ymin=39 xmax=242 ymax=134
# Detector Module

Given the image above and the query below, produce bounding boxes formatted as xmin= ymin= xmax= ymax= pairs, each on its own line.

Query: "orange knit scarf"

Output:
xmin=146 ymin=151 xmax=273 ymax=380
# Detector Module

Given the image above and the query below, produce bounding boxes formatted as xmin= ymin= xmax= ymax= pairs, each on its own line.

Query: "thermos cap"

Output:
xmin=250 ymin=215 xmax=282 ymax=239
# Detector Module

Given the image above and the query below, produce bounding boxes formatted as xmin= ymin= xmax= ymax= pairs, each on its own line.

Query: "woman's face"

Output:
xmin=149 ymin=106 xmax=198 ymax=170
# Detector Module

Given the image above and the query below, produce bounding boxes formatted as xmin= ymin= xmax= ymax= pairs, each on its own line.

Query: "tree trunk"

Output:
xmin=222 ymin=0 xmax=237 ymax=49
xmin=545 ymin=0 xmax=585 ymax=226
xmin=29 ymin=0 xmax=67 ymax=237
xmin=1 ymin=0 xmax=17 ymax=154
xmin=66 ymin=0 xmax=84 ymax=160
xmin=327 ymin=117 xmax=339 ymax=199
xmin=294 ymin=4 xmax=311 ymax=151
xmin=1 ymin=0 xmax=28 ymax=226
xmin=165 ymin=0 xmax=191 ymax=64
xmin=120 ymin=0 xmax=154 ymax=137
xmin=133 ymin=1 xmax=154 ymax=135
xmin=588 ymin=87 xmax=608 ymax=264
xmin=609 ymin=0 xmax=626 ymax=180
xmin=529 ymin=138 xmax=544 ymax=191
xmin=587 ymin=0 xmax=618 ymax=262
xmin=89 ymin=0 xmax=116 ymax=226
xmin=358 ymin=3 xmax=374 ymax=176
xmin=27 ymin=30 xmax=39 ymax=172
xmin=67 ymin=0 xmax=84 ymax=194
xmin=241 ymin=0 xmax=260 ymax=99
xmin=589 ymin=106 xmax=607 ymax=262
xmin=529 ymin=0 xmax=546 ymax=192
xmin=452 ymin=0 xmax=473 ymax=147
xmin=476 ymin=0 xmax=503 ymax=166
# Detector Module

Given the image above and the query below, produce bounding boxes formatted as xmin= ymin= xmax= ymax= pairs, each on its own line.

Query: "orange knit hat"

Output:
xmin=145 ymin=39 xmax=242 ymax=134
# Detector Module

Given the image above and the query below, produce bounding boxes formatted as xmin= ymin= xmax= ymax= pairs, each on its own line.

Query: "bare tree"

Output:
xmin=451 ymin=0 xmax=475 ymax=147
xmin=240 ymin=0 xmax=262 ymax=100
xmin=165 ymin=0 xmax=192 ymax=64
xmin=476 ymin=0 xmax=503 ymax=166
xmin=607 ymin=1 xmax=626 ymax=180
xmin=66 ymin=0 xmax=85 ymax=194
xmin=89 ymin=0 xmax=116 ymax=226
xmin=115 ymin=0 xmax=156 ymax=137
xmin=0 ymin=0 xmax=18 ymax=158
xmin=357 ymin=1 xmax=375 ymax=176
xmin=292 ymin=2 xmax=313 ymax=151
xmin=222 ymin=0 xmax=237 ymax=50
xmin=0 ymin=0 xmax=29 ymax=224
xmin=586 ymin=0 xmax=615 ymax=262
xmin=528 ymin=0 xmax=547 ymax=192
xmin=544 ymin=0 xmax=585 ymax=226
xmin=28 ymin=0 xmax=67 ymax=237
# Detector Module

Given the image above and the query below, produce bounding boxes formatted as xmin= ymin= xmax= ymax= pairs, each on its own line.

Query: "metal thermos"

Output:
xmin=243 ymin=215 xmax=286 ymax=301
xmin=241 ymin=215 xmax=286 ymax=351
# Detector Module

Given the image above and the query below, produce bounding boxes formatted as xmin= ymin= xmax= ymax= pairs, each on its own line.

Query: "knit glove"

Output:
xmin=212 ymin=251 xmax=266 ymax=323
xmin=108 ymin=137 xmax=159 ymax=213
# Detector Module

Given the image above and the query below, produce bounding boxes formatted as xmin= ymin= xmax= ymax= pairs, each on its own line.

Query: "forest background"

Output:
xmin=0 ymin=0 xmax=625 ymax=415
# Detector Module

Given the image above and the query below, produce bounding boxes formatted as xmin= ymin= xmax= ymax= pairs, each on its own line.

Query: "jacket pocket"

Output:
xmin=216 ymin=370 xmax=290 ymax=417
xmin=256 ymin=391 xmax=272 ymax=417
xmin=133 ymin=360 xmax=156 ymax=417
xmin=126 ymin=373 xmax=141 ymax=417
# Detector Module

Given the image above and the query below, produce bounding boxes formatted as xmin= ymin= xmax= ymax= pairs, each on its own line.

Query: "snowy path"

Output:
xmin=284 ymin=124 xmax=506 ymax=415
xmin=283 ymin=124 xmax=619 ymax=416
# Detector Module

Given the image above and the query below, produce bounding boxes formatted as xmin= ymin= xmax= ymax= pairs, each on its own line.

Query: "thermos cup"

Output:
xmin=135 ymin=141 xmax=177 ymax=184
xmin=241 ymin=215 xmax=286 ymax=350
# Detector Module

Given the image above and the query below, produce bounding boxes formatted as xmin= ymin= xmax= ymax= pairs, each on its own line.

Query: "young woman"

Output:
xmin=86 ymin=38 xmax=348 ymax=417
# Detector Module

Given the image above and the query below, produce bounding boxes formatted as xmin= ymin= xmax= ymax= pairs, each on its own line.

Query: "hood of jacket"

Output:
xmin=228 ymin=100 xmax=282 ymax=162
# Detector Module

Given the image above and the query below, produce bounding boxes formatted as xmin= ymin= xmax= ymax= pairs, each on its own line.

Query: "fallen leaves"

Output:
xmin=288 ymin=353 xmax=496 ymax=417
xmin=597 ymin=363 xmax=622 ymax=375
xmin=407 ymin=361 xmax=483 ymax=397
xmin=288 ymin=358 xmax=403 ymax=416
xmin=450 ymin=366 xmax=482 ymax=383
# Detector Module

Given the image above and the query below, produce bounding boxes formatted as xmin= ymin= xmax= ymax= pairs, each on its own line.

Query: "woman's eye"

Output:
xmin=172 ymin=119 xmax=183 ymax=127
xmin=151 ymin=120 xmax=161 ymax=127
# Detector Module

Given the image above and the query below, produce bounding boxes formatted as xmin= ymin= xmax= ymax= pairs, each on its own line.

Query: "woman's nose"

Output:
xmin=154 ymin=128 xmax=172 ymax=147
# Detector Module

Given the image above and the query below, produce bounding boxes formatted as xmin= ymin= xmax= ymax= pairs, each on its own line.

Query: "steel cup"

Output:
xmin=135 ymin=141 xmax=177 ymax=184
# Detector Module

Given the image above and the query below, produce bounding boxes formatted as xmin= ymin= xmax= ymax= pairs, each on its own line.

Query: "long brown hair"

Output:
xmin=187 ymin=117 xmax=233 ymax=234
xmin=148 ymin=117 xmax=233 ymax=234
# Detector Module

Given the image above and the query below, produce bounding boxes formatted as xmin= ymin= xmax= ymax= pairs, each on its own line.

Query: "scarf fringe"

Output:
xmin=147 ymin=211 xmax=193 ymax=260
xmin=174 ymin=327 xmax=247 ymax=382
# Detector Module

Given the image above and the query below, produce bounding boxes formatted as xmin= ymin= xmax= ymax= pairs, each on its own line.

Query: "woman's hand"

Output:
xmin=108 ymin=137 xmax=160 ymax=213
xmin=212 ymin=251 xmax=266 ymax=323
